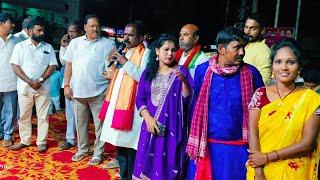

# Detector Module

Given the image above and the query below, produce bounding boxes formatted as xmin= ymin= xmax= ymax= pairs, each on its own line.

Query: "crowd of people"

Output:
xmin=0 ymin=11 xmax=319 ymax=180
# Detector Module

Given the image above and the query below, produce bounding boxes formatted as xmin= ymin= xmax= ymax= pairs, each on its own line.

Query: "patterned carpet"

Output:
xmin=0 ymin=112 xmax=119 ymax=179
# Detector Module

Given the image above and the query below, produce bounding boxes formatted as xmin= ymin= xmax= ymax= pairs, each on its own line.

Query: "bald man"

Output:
xmin=176 ymin=24 xmax=208 ymax=78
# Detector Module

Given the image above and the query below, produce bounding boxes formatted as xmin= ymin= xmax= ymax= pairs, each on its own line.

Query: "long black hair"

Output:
xmin=145 ymin=33 xmax=178 ymax=82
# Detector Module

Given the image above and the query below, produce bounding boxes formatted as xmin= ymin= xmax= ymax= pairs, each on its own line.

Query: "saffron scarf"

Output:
xmin=186 ymin=54 xmax=254 ymax=160
xmin=99 ymin=44 xmax=145 ymax=131
xmin=175 ymin=44 xmax=201 ymax=68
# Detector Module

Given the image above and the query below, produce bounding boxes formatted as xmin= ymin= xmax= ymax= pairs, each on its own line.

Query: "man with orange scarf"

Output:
xmin=176 ymin=24 xmax=208 ymax=78
xmin=99 ymin=21 xmax=150 ymax=179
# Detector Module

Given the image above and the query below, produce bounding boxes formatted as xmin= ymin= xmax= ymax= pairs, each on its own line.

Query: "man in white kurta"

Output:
xmin=100 ymin=21 xmax=150 ymax=179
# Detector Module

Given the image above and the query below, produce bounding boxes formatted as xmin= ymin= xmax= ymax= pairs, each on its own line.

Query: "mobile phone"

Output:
xmin=155 ymin=123 xmax=166 ymax=137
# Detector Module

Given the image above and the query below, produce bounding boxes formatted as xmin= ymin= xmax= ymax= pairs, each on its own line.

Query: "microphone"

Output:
xmin=107 ymin=42 xmax=126 ymax=67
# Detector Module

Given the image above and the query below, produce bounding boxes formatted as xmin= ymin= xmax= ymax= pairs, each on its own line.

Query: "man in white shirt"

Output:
xmin=63 ymin=14 xmax=115 ymax=165
xmin=0 ymin=13 xmax=19 ymax=147
xmin=9 ymin=18 xmax=58 ymax=153
xmin=58 ymin=20 xmax=82 ymax=150
xmin=177 ymin=24 xmax=208 ymax=78
xmin=13 ymin=17 xmax=31 ymax=42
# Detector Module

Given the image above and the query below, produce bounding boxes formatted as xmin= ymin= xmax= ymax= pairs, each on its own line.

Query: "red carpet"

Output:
xmin=0 ymin=113 xmax=119 ymax=179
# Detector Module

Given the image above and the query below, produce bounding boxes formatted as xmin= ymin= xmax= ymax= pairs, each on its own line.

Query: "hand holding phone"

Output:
xmin=155 ymin=122 xmax=166 ymax=137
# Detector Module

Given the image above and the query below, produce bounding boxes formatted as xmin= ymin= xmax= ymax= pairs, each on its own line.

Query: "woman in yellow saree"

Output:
xmin=246 ymin=38 xmax=320 ymax=180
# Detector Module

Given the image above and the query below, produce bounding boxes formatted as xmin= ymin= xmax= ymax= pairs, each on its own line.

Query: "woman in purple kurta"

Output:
xmin=133 ymin=34 xmax=193 ymax=180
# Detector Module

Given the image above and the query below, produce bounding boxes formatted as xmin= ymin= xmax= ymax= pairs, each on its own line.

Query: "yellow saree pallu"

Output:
xmin=247 ymin=89 xmax=320 ymax=180
xmin=99 ymin=44 xmax=145 ymax=130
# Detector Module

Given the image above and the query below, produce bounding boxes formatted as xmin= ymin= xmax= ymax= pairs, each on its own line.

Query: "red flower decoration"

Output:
xmin=268 ymin=110 xmax=276 ymax=116
xmin=288 ymin=161 xmax=299 ymax=171
xmin=285 ymin=111 xmax=292 ymax=120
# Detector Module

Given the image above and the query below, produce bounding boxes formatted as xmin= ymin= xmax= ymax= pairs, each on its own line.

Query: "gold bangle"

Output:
xmin=276 ymin=150 xmax=282 ymax=160
xmin=269 ymin=150 xmax=278 ymax=161
xmin=264 ymin=153 xmax=269 ymax=164
xmin=274 ymin=151 xmax=279 ymax=161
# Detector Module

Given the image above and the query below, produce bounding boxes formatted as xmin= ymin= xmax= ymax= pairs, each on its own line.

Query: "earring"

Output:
xmin=271 ymin=72 xmax=275 ymax=79
xmin=156 ymin=55 xmax=159 ymax=61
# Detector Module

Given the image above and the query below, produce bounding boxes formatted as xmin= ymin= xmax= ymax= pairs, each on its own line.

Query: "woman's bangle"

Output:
xmin=264 ymin=153 xmax=269 ymax=164
xmin=269 ymin=150 xmax=281 ymax=162
xmin=276 ymin=150 xmax=282 ymax=160
xmin=274 ymin=151 xmax=279 ymax=161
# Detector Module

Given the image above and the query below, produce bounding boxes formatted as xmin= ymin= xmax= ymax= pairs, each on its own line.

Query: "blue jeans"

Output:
xmin=65 ymin=98 xmax=75 ymax=145
xmin=0 ymin=91 xmax=18 ymax=140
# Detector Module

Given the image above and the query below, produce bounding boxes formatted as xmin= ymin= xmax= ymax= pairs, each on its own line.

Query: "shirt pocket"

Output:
xmin=37 ymin=50 xmax=51 ymax=66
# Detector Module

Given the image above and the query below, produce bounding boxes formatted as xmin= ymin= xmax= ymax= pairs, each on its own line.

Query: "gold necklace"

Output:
xmin=276 ymin=84 xmax=296 ymax=106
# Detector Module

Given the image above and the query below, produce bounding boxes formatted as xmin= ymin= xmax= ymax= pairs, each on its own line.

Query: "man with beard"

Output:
xmin=63 ymin=14 xmax=115 ymax=166
xmin=99 ymin=21 xmax=150 ymax=179
xmin=0 ymin=13 xmax=19 ymax=147
xmin=186 ymin=27 xmax=264 ymax=180
xmin=176 ymin=24 xmax=208 ymax=78
xmin=243 ymin=13 xmax=271 ymax=85
xmin=9 ymin=18 xmax=58 ymax=152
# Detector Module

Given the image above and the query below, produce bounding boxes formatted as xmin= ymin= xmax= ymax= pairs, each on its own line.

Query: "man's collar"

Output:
xmin=27 ymin=38 xmax=44 ymax=47
xmin=84 ymin=34 xmax=100 ymax=41
xmin=22 ymin=30 xmax=29 ymax=37
xmin=7 ymin=34 xmax=12 ymax=39
xmin=0 ymin=33 xmax=12 ymax=42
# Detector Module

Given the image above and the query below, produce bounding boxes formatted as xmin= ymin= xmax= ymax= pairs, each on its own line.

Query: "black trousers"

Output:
xmin=116 ymin=147 xmax=136 ymax=180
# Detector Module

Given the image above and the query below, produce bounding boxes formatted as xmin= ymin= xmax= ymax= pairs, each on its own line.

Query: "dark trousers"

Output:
xmin=116 ymin=147 xmax=136 ymax=180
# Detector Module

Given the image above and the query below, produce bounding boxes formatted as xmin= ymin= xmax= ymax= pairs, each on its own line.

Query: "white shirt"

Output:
xmin=13 ymin=30 xmax=29 ymax=42
xmin=64 ymin=35 xmax=116 ymax=98
xmin=10 ymin=38 xmax=58 ymax=95
xmin=59 ymin=46 xmax=67 ymax=66
xmin=0 ymin=34 xmax=19 ymax=92
xmin=178 ymin=50 xmax=208 ymax=78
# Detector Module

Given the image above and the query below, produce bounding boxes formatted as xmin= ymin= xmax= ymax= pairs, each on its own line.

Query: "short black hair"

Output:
xmin=84 ymin=14 xmax=100 ymax=25
xmin=216 ymin=26 xmax=249 ymax=47
xmin=0 ymin=13 xmax=14 ymax=23
xmin=270 ymin=38 xmax=303 ymax=65
xmin=27 ymin=18 xmax=45 ymax=30
xmin=22 ymin=17 xmax=32 ymax=29
xmin=245 ymin=13 xmax=266 ymax=27
xmin=68 ymin=20 xmax=82 ymax=32
xmin=126 ymin=20 xmax=145 ymax=36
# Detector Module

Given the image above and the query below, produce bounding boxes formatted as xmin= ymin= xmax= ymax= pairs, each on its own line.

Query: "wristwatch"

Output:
xmin=38 ymin=77 xmax=44 ymax=83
